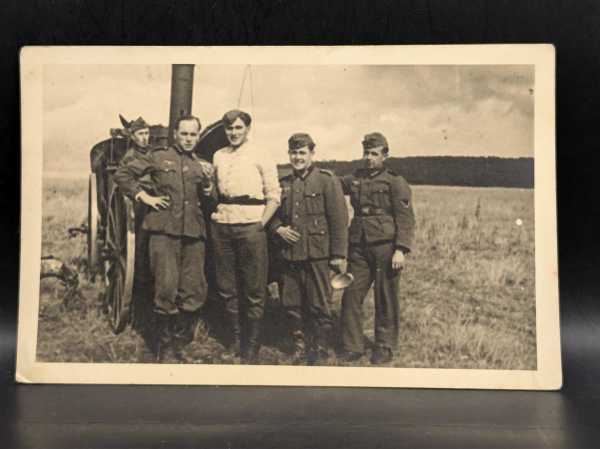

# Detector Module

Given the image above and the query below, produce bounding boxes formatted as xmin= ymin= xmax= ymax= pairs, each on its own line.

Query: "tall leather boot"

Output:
xmin=137 ymin=313 xmax=159 ymax=363
xmin=287 ymin=313 xmax=307 ymax=365
xmin=308 ymin=325 xmax=330 ymax=366
xmin=171 ymin=311 xmax=198 ymax=362
xmin=242 ymin=319 xmax=262 ymax=365
xmin=155 ymin=313 xmax=175 ymax=363
xmin=226 ymin=311 xmax=241 ymax=357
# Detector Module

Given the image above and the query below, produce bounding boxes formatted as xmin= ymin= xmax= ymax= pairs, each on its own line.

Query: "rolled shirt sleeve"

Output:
xmin=258 ymin=158 xmax=281 ymax=204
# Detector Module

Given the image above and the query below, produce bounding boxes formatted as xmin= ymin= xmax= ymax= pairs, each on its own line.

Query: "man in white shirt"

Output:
xmin=211 ymin=109 xmax=281 ymax=364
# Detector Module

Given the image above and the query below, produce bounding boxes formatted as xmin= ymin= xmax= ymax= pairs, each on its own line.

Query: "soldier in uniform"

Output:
xmin=118 ymin=116 xmax=155 ymax=358
xmin=339 ymin=132 xmax=415 ymax=365
xmin=120 ymin=115 xmax=152 ymax=165
xmin=269 ymin=133 xmax=348 ymax=365
xmin=114 ymin=115 xmax=215 ymax=362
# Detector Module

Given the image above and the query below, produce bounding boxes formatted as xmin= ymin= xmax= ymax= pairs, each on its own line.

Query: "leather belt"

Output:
xmin=219 ymin=195 xmax=266 ymax=205
xmin=356 ymin=206 xmax=389 ymax=216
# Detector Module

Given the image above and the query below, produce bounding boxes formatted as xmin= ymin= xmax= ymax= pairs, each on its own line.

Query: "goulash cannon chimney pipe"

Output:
xmin=168 ymin=64 xmax=195 ymax=145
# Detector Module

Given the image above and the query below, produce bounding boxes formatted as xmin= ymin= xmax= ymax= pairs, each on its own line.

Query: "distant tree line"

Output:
xmin=279 ymin=156 xmax=534 ymax=188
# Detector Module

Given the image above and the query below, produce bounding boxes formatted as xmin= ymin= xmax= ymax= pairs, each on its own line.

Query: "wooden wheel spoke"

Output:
xmin=105 ymin=236 xmax=122 ymax=259
xmin=104 ymin=187 xmax=135 ymax=334
xmin=87 ymin=173 xmax=99 ymax=279
xmin=112 ymin=268 xmax=123 ymax=323
xmin=107 ymin=208 xmax=119 ymax=243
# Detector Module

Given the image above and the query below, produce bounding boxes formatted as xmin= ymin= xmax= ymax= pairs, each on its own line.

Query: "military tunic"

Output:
xmin=114 ymin=145 xmax=214 ymax=315
xmin=340 ymin=167 xmax=415 ymax=354
xmin=269 ymin=165 xmax=348 ymax=335
xmin=118 ymin=143 xmax=155 ymax=329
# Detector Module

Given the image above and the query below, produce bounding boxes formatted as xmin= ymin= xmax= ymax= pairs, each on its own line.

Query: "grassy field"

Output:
xmin=37 ymin=177 xmax=536 ymax=369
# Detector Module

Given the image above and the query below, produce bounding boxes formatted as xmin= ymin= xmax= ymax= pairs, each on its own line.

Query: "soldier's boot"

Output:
xmin=136 ymin=314 xmax=159 ymax=363
xmin=242 ymin=319 xmax=262 ymax=365
xmin=226 ymin=311 xmax=242 ymax=357
xmin=171 ymin=311 xmax=198 ymax=362
xmin=307 ymin=327 xmax=330 ymax=366
xmin=287 ymin=314 xmax=307 ymax=365
xmin=155 ymin=314 xmax=176 ymax=363
xmin=339 ymin=350 xmax=364 ymax=363
xmin=370 ymin=346 xmax=393 ymax=365
xmin=290 ymin=330 xmax=307 ymax=365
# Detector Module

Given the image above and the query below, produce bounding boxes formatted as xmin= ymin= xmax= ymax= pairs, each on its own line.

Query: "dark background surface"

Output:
xmin=1 ymin=1 xmax=599 ymax=448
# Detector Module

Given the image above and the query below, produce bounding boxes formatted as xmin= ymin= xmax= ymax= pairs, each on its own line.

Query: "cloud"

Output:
xmin=43 ymin=64 xmax=534 ymax=174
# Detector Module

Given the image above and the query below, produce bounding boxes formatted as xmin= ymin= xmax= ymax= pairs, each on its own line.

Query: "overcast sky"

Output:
xmin=43 ymin=64 xmax=533 ymax=175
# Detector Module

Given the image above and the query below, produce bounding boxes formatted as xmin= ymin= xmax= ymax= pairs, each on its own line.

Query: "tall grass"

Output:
xmin=37 ymin=180 xmax=536 ymax=369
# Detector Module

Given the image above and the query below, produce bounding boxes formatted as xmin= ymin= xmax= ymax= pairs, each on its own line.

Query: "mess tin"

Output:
xmin=331 ymin=272 xmax=354 ymax=290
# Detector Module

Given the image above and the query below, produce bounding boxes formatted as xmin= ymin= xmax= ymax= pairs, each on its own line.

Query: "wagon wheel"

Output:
xmin=87 ymin=173 xmax=99 ymax=280
xmin=104 ymin=187 xmax=136 ymax=334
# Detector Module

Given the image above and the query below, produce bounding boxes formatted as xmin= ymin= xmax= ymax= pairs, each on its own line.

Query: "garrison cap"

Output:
xmin=362 ymin=132 xmax=388 ymax=150
xmin=288 ymin=133 xmax=315 ymax=150
xmin=128 ymin=116 xmax=150 ymax=133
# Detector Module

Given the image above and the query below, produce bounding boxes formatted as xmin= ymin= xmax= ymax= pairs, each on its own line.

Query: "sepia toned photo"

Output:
xmin=17 ymin=46 xmax=560 ymax=388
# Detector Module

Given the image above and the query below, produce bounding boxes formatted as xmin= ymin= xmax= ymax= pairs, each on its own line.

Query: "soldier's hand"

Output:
xmin=391 ymin=249 xmax=405 ymax=271
xmin=137 ymin=191 xmax=170 ymax=211
xmin=276 ymin=226 xmax=301 ymax=245
xmin=198 ymin=160 xmax=215 ymax=181
xmin=201 ymin=180 xmax=214 ymax=195
xmin=329 ymin=257 xmax=347 ymax=274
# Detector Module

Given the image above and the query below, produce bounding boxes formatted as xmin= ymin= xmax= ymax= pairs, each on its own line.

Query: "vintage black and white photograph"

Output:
xmin=17 ymin=46 xmax=560 ymax=388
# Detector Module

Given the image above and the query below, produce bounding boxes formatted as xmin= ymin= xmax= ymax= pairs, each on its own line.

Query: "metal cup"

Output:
xmin=331 ymin=272 xmax=354 ymax=290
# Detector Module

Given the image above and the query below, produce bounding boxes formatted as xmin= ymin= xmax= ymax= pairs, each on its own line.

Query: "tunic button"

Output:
xmin=184 ymin=201 xmax=189 ymax=205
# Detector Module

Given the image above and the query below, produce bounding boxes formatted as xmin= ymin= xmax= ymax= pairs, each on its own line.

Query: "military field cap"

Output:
xmin=288 ymin=133 xmax=315 ymax=150
xmin=128 ymin=116 xmax=150 ymax=133
xmin=362 ymin=132 xmax=388 ymax=149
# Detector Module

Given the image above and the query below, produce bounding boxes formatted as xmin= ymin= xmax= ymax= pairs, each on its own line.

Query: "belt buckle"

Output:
xmin=361 ymin=206 xmax=370 ymax=215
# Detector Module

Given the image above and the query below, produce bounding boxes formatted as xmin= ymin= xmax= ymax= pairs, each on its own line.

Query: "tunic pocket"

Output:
xmin=307 ymin=217 xmax=329 ymax=259
xmin=307 ymin=216 xmax=328 ymax=235
xmin=304 ymin=191 xmax=325 ymax=215
xmin=372 ymin=182 xmax=391 ymax=209
xmin=378 ymin=215 xmax=396 ymax=240
xmin=157 ymin=166 xmax=177 ymax=186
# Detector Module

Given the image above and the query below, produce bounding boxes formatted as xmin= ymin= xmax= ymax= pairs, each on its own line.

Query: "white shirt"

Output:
xmin=211 ymin=139 xmax=281 ymax=224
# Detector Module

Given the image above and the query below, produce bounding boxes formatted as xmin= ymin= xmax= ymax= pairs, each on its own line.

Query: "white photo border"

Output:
xmin=17 ymin=45 xmax=560 ymax=389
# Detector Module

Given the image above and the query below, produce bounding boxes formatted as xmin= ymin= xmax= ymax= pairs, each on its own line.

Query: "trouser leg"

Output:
xmin=280 ymin=262 xmax=306 ymax=363
xmin=307 ymin=259 xmax=334 ymax=331
xmin=371 ymin=242 xmax=400 ymax=351
xmin=212 ymin=223 xmax=240 ymax=347
xmin=238 ymin=223 xmax=268 ymax=363
xmin=238 ymin=223 xmax=268 ymax=321
xmin=168 ymin=237 xmax=207 ymax=352
xmin=306 ymin=259 xmax=333 ymax=363
xmin=149 ymin=233 xmax=180 ymax=316
xmin=340 ymin=244 xmax=373 ymax=354
xmin=177 ymin=237 xmax=207 ymax=313
xmin=148 ymin=234 xmax=181 ymax=362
